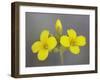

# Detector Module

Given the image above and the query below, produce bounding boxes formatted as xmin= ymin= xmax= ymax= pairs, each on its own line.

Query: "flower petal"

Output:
xmin=69 ymin=46 xmax=80 ymax=54
xmin=47 ymin=37 xmax=57 ymax=51
xmin=67 ymin=29 xmax=77 ymax=39
xmin=31 ymin=41 xmax=42 ymax=53
xmin=55 ymin=19 xmax=62 ymax=32
xmin=40 ymin=30 xmax=49 ymax=43
xmin=60 ymin=35 xmax=70 ymax=47
xmin=38 ymin=49 xmax=48 ymax=61
xmin=76 ymin=36 xmax=86 ymax=46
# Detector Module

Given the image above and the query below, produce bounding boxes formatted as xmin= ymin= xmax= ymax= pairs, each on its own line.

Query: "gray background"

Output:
xmin=26 ymin=12 xmax=89 ymax=67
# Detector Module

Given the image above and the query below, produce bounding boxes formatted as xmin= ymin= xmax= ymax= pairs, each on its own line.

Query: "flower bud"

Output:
xmin=55 ymin=19 xmax=62 ymax=34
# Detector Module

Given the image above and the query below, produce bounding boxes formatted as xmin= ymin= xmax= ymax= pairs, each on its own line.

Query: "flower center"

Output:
xmin=70 ymin=38 xmax=76 ymax=46
xmin=44 ymin=44 xmax=48 ymax=49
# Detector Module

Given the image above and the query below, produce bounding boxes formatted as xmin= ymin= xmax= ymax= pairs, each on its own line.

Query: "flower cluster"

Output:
xmin=31 ymin=19 xmax=86 ymax=61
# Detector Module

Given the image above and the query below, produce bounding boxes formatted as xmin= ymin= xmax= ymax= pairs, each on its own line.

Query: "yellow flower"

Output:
xmin=60 ymin=28 xmax=86 ymax=54
xmin=55 ymin=19 xmax=63 ymax=33
xmin=31 ymin=30 xmax=57 ymax=61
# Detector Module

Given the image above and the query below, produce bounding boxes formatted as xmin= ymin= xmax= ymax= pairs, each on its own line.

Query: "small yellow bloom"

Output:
xmin=55 ymin=19 xmax=62 ymax=33
xmin=60 ymin=29 xmax=86 ymax=54
xmin=31 ymin=30 xmax=57 ymax=61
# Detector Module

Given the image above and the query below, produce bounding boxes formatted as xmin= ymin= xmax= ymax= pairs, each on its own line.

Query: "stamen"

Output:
xmin=70 ymin=38 xmax=76 ymax=46
xmin=44 ymin=44 xmax=48 ymax=49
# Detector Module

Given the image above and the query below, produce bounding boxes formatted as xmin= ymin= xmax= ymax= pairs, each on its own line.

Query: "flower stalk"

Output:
xmin=60 ymin=51 xmax=64 ymax=65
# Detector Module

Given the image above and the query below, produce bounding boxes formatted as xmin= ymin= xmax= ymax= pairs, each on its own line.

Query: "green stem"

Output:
xmin=60 ymin=51 xmax=64 ymax=65
xmin=55 ymin=33 xmax=64 ymax=64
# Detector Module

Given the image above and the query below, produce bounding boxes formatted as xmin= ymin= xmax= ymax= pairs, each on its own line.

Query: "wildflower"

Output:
xmin=60 ymin=29 xmax=86 ymax=54
xmin=31 ymin=30 xmax=57 ymax=61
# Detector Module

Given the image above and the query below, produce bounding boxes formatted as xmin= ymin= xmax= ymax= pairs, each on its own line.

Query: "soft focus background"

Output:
xmin=26 ymin=12 xmax=89 ymax=67
xmin=0 ymin=0 xmax=100 ymax=80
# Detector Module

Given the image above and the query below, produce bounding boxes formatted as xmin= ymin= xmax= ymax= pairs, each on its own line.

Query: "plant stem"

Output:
xmin=60 ymin=51 xmax=64 ymax=65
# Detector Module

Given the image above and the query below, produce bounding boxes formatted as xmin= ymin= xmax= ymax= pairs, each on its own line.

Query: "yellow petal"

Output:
xmin=69 ymin=46 xmax=80 ymax=54
xmin=67 ymin=29 xmax=77 ymax=39
xmin=31 ymin=41 xmax=42 ymax=53
xmin=47 ymin=36 xmax=57 ymax=50
xmin=76 ymin=36 xmax=86 ymax=46
xmin=55 ymin=19 xmax=62 ymax=32
xmin=38 ymin=49 xmax=48 ymax=61
xmin=40 ymin=30 xmax=49 ymax=43
xmin=60 ymin=35 xmax=70 ymax=47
